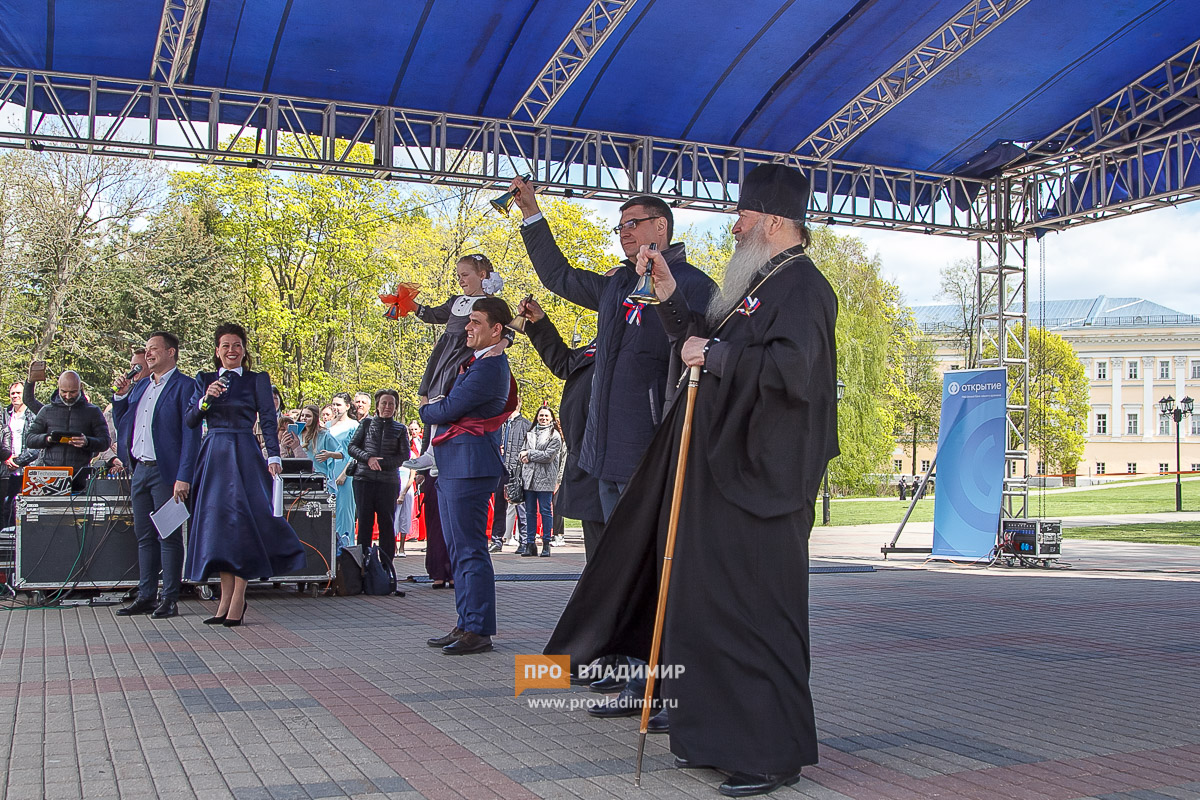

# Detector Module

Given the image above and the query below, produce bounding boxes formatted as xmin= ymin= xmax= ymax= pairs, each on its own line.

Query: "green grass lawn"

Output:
xmin=1063 ymin=522 xmax=1200 ymax=546
xmin=824 ymin=478 xmax=1200 ymax=527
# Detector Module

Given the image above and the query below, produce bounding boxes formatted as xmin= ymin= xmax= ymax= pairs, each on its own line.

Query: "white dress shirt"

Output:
xmin=131 ymin=367 xmax=176 ymax=462
xmin=8 ymin=408 xmax=27 ymax=458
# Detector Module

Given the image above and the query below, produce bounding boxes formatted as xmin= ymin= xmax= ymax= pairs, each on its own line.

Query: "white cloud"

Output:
xmin=857 ymin=204 xmax=1200 ymax=314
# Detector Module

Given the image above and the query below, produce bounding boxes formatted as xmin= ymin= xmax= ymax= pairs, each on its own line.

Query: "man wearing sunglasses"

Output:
xmin=508 ymin=177 xmax=716 ymax=721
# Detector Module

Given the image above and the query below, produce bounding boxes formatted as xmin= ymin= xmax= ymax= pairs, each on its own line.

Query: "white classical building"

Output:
xmin=907 ymin=296 xmax=1200 ymax=479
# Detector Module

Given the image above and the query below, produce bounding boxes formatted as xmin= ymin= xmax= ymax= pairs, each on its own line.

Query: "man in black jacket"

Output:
xmin=25 ymin=371 xmax=110 ymax=477
xmin=507 ymin=178 xmax=716 ymax=522
xmin=516 ymin=296 xmax=604 ymax=558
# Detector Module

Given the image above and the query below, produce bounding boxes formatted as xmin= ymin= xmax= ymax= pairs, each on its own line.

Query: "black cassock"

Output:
xmin=545 ymin=245 xmax=838 ymax=775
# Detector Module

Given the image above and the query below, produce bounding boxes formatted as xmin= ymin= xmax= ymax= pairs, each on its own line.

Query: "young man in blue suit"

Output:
xmin=421 ymin=298 xmax=516 ymax=655
xmin=113 ymin=331 xmax=202 ymax=619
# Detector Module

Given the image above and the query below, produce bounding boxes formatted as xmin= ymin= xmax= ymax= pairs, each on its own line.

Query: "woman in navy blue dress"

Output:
xmin=185 ymin=323 xmax=305 ymax=626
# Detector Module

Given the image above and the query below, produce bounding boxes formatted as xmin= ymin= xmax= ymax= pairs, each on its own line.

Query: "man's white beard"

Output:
xmin=706 ymin=221 xmax=772 ymax=327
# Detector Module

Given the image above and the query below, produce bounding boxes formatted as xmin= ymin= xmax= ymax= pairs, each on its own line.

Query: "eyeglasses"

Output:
xmin=611 ymin=216 xmax=660 ymax=235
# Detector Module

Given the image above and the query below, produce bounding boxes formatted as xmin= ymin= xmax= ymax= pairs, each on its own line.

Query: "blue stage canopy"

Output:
xmin=0 ymin=0 xmax=1197 ymax=216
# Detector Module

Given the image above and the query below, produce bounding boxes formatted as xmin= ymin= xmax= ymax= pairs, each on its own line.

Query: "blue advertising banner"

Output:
xmin=931 ymin=368 xmax=1007 ymax=560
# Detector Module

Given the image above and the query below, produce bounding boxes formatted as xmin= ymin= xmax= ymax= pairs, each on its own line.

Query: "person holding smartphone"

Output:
xmin=24 ymin=370 xmax=110 ymax=478
xmin=276 ymin=416 xmax=307 ymax=458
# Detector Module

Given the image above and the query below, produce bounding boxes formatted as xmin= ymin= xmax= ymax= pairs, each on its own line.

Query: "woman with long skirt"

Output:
xmin=185 ymin=323 xmax=305 ymax=627
xmin=325 ymin=392 xmax=358 ymax=549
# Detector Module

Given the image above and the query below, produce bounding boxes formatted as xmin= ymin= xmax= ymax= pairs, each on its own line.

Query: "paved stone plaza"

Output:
xmin=2 ymin=532 xmax=1199 ymax=800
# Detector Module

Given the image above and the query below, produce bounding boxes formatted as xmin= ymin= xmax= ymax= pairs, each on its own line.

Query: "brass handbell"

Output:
xmin=490 ymin=174 xmax=533 ymax=215
xmin=626 ymin=242 xmax=661 ymax=305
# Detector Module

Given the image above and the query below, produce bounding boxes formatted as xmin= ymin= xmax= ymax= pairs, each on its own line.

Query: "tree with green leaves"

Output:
xmin=936 ymin=256 xmax=1007 ymax=369
xmin=1028 ymin=326 xmax=1088 ymax=475
xmin=170 ymin=142 xmax=615 ymax=420
xmin=981 ymin=325 xmax=1088 ymax=476
xmin=889 ymin=319 xmax=943 ymax=477
xmin=0 ymin=150 xmax=236 ymax=393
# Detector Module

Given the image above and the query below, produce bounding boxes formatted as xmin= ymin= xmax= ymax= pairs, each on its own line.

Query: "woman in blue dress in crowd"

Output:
xmin=296 ymin=404 xmax=342 ymax=490
xmin=325 ymin=392 xmax=359 ymax=549
xmin=185 ymin=323 xmax=306 ymax=627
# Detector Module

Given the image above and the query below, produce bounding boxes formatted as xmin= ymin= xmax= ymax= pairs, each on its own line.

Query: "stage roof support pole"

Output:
xmin=977 ymin=183 xmax=1029 ymax=521
xmin=151 ymin=0 xmax=209 ymax=86
xmin=792 ymin=0 xmax=1030 ymax=161
xmin=511 ymin=0 xmax=639 ymax=125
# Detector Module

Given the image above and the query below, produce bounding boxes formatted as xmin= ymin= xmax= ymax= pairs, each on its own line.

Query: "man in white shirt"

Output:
xmin=112 ymin=332 xmax=202 ymax=619
xmin=2 ymin=381 xmax=32 ymax=527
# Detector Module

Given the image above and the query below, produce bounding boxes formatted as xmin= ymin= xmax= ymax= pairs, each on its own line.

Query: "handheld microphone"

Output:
xmin=112 ymin=363 xmax=143 ymax=393
xmin=200 ymin=372 xmax=232 ymax=411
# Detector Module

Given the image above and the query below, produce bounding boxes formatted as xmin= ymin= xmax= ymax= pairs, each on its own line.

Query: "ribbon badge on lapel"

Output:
xmin=736 ymin=295 xmax=761 ymax=316
xmin=623 ymin=300 xmax=645 ymax=325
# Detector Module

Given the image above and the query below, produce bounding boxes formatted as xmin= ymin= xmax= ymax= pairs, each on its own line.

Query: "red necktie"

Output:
xmin=458 ymin=355 xmax=476 ymax=375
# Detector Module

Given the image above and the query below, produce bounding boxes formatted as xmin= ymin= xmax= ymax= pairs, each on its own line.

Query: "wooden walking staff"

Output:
xmin=634 ymin=364 xmax=702 ymax=787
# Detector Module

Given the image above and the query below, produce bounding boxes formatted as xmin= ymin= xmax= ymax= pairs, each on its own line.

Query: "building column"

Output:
xmin=1143 ymin=355 xmax=1155 ymax=441
xmin=1111 ymin=357 xmax=1123 ymax=438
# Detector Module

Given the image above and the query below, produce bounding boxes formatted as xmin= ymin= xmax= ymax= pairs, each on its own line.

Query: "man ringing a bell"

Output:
xmin=545 ymin=163 xmax=839 ymax=797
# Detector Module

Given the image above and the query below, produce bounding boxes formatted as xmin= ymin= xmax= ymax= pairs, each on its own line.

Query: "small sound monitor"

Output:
xmin=281 ymin=457 xmax=314 ymax=474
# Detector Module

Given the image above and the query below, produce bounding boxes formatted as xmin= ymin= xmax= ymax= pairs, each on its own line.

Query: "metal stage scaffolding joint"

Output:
xmin=792 ymin=0 xmax=1032 ymax=161
xmin=511 ymin=0 xmax=640 ymax=126
xmin=151 ymin=0 xmax=208 ymax=87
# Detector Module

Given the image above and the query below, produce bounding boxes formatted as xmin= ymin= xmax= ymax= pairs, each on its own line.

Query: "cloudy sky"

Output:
xmin=592 ymin=199 xmax=1200 ymax=316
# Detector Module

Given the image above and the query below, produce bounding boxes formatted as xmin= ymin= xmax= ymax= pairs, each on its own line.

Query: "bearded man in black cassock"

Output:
xmin=544 ymin=163 xmax=838 ymax=798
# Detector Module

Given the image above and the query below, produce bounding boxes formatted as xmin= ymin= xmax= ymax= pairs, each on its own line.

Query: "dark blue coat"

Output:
xmin=183 ymin=368 xmax=304 ymax=582
xmin=521 ymin=219 xmax=716 ymax=483
xmin=524 ymin=316 xmax=602 ymax=523
xmin=420 ymin=353 xmax=511 ymax=481
xmin=112 ymin=369 xmax=201 ymax=485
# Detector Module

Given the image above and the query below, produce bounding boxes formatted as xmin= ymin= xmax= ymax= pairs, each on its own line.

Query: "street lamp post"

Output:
xmin=1158 ymin=394 xmax=1194 ymax=512
xmin=822 ymin=380 xmax=846 ymax=526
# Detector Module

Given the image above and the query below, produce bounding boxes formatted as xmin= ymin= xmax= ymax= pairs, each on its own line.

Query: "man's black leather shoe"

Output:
xmin=718 ymin=771 xmax=801 ymax=797
xmin=442 ymin=632 xmax=493 ymax=655
xmin=589 ymin=673 xmax=627 ymax=693
xmin=427 ymin=627 xmax=463 ymax=647
xmin=587 ymin=686 xmax=645 ymax=718
xmin=151 ymin=600 xmax=178 ymax=618
xmin=647 ymin=708 xmax=669 ymax=733
xmin=674 ymin=756 xmax=716 ymax=770
xmin=116 ymin=598 xmax=156 ymax=616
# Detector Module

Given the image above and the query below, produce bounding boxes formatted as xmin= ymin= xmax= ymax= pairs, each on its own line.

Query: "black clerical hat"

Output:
xmin=737 ymin=163 xmax=810 ymax=222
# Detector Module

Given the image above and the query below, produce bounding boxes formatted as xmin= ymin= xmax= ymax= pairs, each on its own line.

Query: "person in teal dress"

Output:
xmin=325 ymin=392 xmax=359 ymax=549
xmin=295 ymin=405 xmax=342 ymax=488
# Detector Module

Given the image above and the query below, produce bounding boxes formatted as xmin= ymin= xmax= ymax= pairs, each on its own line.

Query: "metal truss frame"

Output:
xmin=511 ymin=0 xmax=639 ymax=125
xmin=0 ymin=67 xmax=996 ymax=235
xmin=1025 ymin=37 xmax=1200 ymax=162
xmin=792 ymin=0 xmax=1031 ymax=160
xmin=976 ymin=227 xmax=1029 ymax=521
xmin=151 ymin=0 xmax=208 ymax=87
xmin=1014 ymin=122 xmax=1200 ymax=233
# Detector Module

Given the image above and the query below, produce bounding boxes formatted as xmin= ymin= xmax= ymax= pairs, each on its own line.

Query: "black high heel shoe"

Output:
xmin=222 ymin=600 xmax=248 ymax=627
xmin=202 ymin=612 xmax=227 ymax=625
